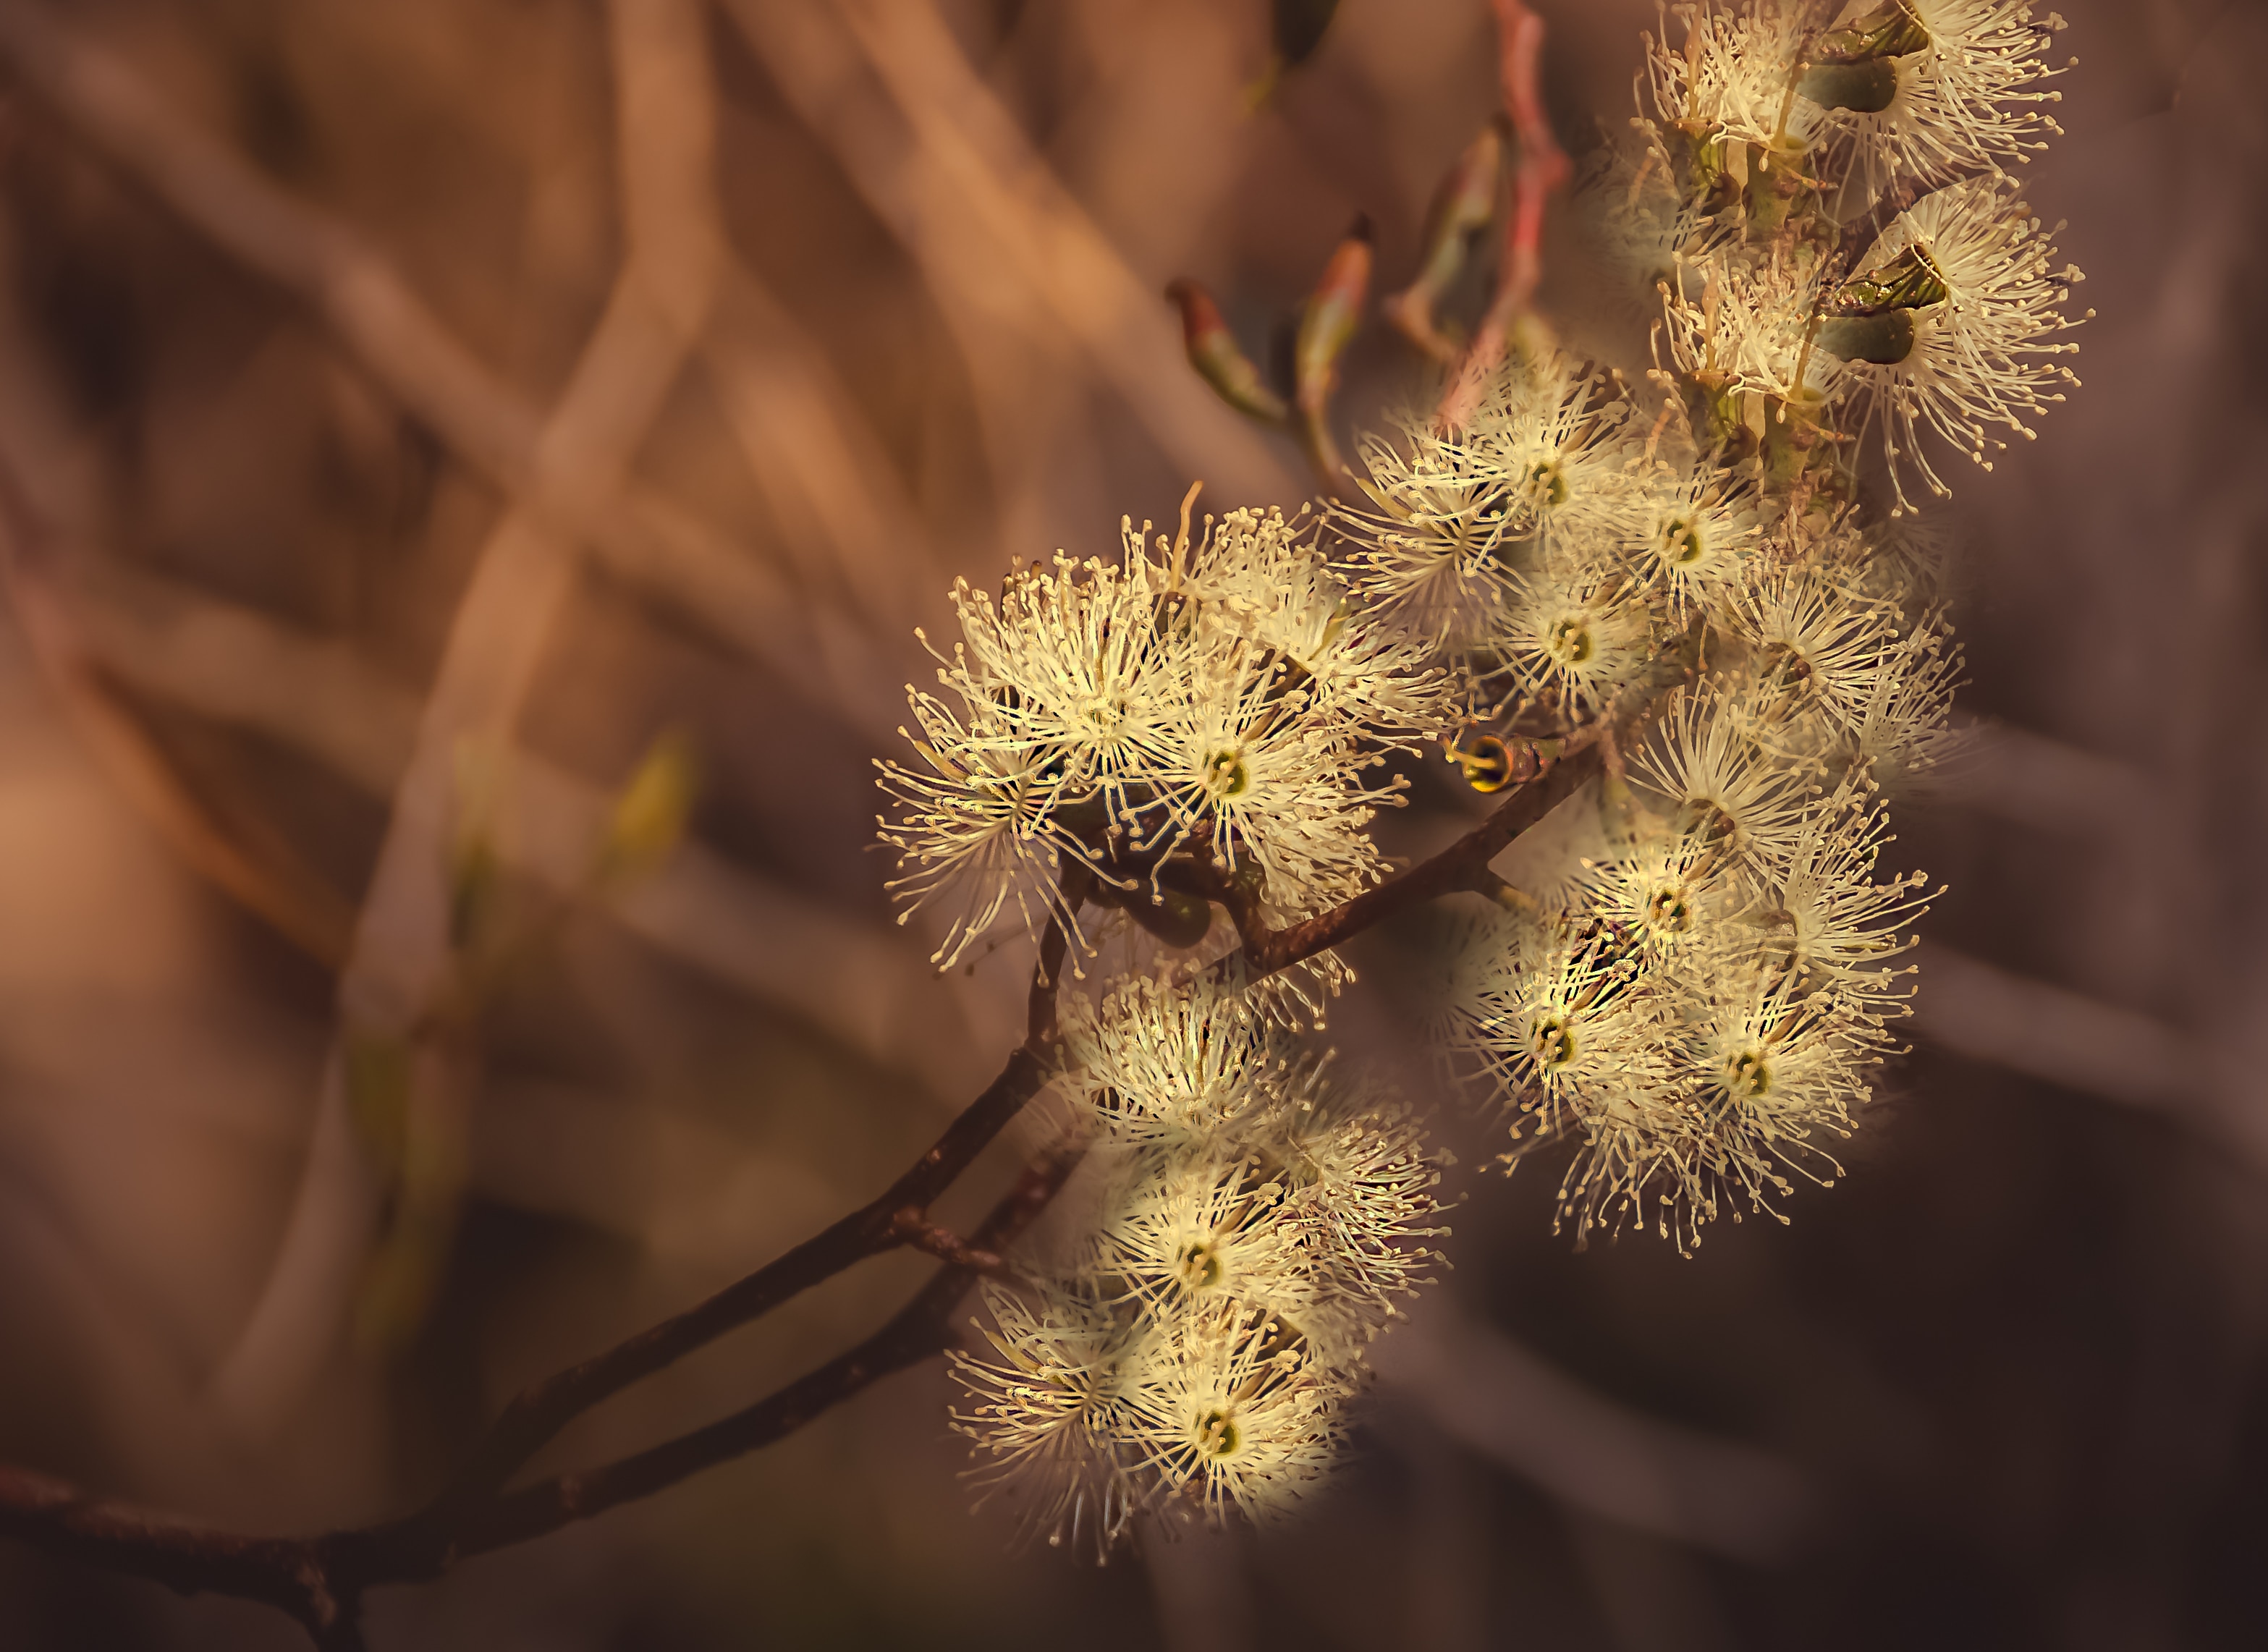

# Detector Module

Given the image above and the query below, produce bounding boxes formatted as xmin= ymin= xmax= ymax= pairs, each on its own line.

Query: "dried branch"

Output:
xmin=397 ymin=1139 xmax=1090 ymax=1572
xmin=721 ymin=0 xmax=1299 ymax=508
xmin=1435 ymin=0 xmax=1571 ymax=432
xmin=0 ymin=0 xmax=902 ymax=747
xmin=1231 ymin=737 xmax=1600 ymax=980
xmin=209 ymin=0 xmax=732 ymax=1431
xmin=0 ymin=742 xmax=1594 ymax=1645
xmin=889 ymin=1208 xmax=1010 ymax=1276
xmin=35 ymin=555 xmax=983 ymax=1094
xmin=0 ymin=1465 xmax=352 ymax=1644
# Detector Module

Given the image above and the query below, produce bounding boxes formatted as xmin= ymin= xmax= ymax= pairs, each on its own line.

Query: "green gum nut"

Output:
xmin=1795 ymin=56 xmax=1902 ymax=114
xmin=1798 ymin=0 xmax=1930 ymax=114
xmin=1815 ymin=308 xmax=1918 ymax=365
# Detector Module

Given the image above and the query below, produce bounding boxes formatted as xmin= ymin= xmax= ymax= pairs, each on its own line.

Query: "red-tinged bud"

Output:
xmin=1293 ymin=216 xmax=1374 ymax=491
xmin=1167 ymin=278 xmax=1290 ymax=425
xmin=1384 ymin=126 xmax=1502 ymax=364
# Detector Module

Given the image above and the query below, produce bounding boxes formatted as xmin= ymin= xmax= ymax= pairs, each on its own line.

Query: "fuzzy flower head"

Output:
xmin=1663 ymin=253 xmax=1843 ymax=415
xmin=1656 ymin=965 xmax=1876 ymax=1231
xmin=1632 ymin=688 xmax=1817 ymax=873
xmin=1815 ymin=174 xmax=2084 ymax=511
xmin=1345 ymin=420 xmax=1526 ymax=650
xmin=1065 ymin=977 xmax=1278 ymax=1148
xmin=1622 ymin=462 xmax=1762 ymax=621
xmin=1573 ymin=826 xmax=1735 ymax=960
xmin=1264 ymin=1069 xmax=1448 ymax=1323
xmin=950 ymin=1282 xmax=1147 ymax=1558
xmin=1808 ymin=0 xmax=2073 ymax=204
xmin=1167 ymin=640 xmax=1399 ymax=915
xmin=1492 ymin=571 xmax=1651 ymax=714
xmin=1836 ymin=624 xmax=1967 ymax=792
xmin=1344 ymin=353 xmax=1637 ymax=655
xmin=1091 ymin=1148 xmax=1320 ymax=1323
xmin=1447 ymin=928 xmax=1671 ymax=1145
xmin=1463 ymin=350 xmax=1640 ymax=556
xmin=880 ymin=498 xmax=1450 ymax=970
xmin=1746 ymin=795 xmax=1932 ymax=1020
xmin=878 ymin=737 xmax=1065 ymax=968
xmin=1730 ymin=567 xmax=1905 ymax=731
xmin=1126 ymin=1303 xmax=1347 ymax=1524
xmin=946 ymin=555 xmax=1184 ymax=808
xmin=1646 ymin=0 xmax=1824 ymax=161
xmin=1180 ymin=507 xmax=1449 ymax=740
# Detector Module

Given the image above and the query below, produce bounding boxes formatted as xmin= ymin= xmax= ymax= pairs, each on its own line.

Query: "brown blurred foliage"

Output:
xmin=0 ymin=1 xmax=2264 ymax=1648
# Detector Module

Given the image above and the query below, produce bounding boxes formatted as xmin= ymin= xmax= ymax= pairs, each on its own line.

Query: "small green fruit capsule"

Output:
xmin=1815 ymin=308 xmax=1918 ymax=365
xmin=1795 ymin=56 xmax=1902 ymax=114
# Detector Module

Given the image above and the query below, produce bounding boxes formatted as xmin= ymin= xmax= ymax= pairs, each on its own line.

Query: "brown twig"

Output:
xmin=210 ymin=0 xmax=729 ymax=1427
xmin=384 ymin=1140 xmax=1092 ymax=1574
xmin=0 ymin=473 xmax=360 ymax=966
xmin=890 ymin=1208 xmax=1011 ymax=1275
xmin=426 ymin=863 xmax=1088 ymax=1521
xmin=0 ymin=0 xmax=902 ymax=748
xmin=1435 ymin=0 xmax=1571 ymax=432
xmin=0 ymin=745 xmax=1597 ymax=1643
xmin=1231 ymin=738 xmax=1600 ymax=980
xmin=0 ymin=1463 xmax=352 ymax=1643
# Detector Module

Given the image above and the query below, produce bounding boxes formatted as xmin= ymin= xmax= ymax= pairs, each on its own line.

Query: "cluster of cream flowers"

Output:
xmin=879 ymin=0 xmax=2080 ymax=1539
xmin=1628 ymin=0 xmax=2085 ymax=509
xmin=879 ymin=504 xmax=1450 ymax=1004
xmin=951 ymin=980 xmax=1444 ymax=1549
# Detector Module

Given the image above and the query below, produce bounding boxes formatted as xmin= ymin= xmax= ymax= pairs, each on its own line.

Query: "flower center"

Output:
xmin=1202 ymin=747 xmax=1251 ymax=799
xmin=1526 ymin=458 xmax=1569 ymax=509
xmin=1530 ymin=1013 xmax=1578 ymax=1070
xmin=1546 ymin=614 xmax=1595 ymax=666
xmin=1643 ymin=881 xmax=1694 ymax=933
xmin=1723 ymin=1043 xmax=1773 ymax=1100
xmin=1196 ymin=1408 xmax=1242 ymax=1459
xmin=1174 ymin=1239 xmax=1225 ymax=1292
xmin=1657 ymin=514 xmax=1706 ymax=566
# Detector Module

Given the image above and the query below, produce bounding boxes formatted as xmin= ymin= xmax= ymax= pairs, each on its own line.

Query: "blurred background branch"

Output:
xmin=0 ymin=0 xmax=2261 ymax=1648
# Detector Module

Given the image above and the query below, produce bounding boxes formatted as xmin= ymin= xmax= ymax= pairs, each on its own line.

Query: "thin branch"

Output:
xmin=376 ymin=1138 xmax=1091 ymax=1576
xmin=422 ymin=864 xmax=1089 ymax=1522
xmin=890 ymin=1209 xmax=1010 ymax=1275
xmin=1435 ymin=0 xmax=1571 ymax=432
xmin=0 ymin=746 xmax=1596 ymax=1640
xmin=1232 ymin=738 xmax=1600 ymax=980
xmin=36 ymin=554 xmax=980 ymax=1094
xmin=0 ymin=0 xmax=902 ymax=748
xmin=209 ymin=0 xmax=727 ymax=1431
xmin=0 ymin=1465 xmax=344 ymax=1640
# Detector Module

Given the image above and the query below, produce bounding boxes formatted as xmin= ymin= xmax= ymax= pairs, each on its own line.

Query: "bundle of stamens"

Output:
xmin=879 ymin=502 xmax=1447 ymax=996
xmin=951 ymin=980 xmax=1445 ymax=1543
xmin=887 ymin=0 xmax=2078 ymax=1550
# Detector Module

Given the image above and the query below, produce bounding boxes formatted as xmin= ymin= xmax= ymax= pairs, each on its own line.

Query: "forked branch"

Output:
xmin=0 ymin=751 xmax=1598 ymax=1645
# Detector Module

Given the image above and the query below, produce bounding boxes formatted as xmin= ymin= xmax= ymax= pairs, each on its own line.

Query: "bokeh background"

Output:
xmin=1 ymin=0 xmax=2263 ymax=1647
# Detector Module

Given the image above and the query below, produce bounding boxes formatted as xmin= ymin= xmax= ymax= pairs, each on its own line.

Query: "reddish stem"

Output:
xmin=1435 ymin=0 xmax=1571 ymax=433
